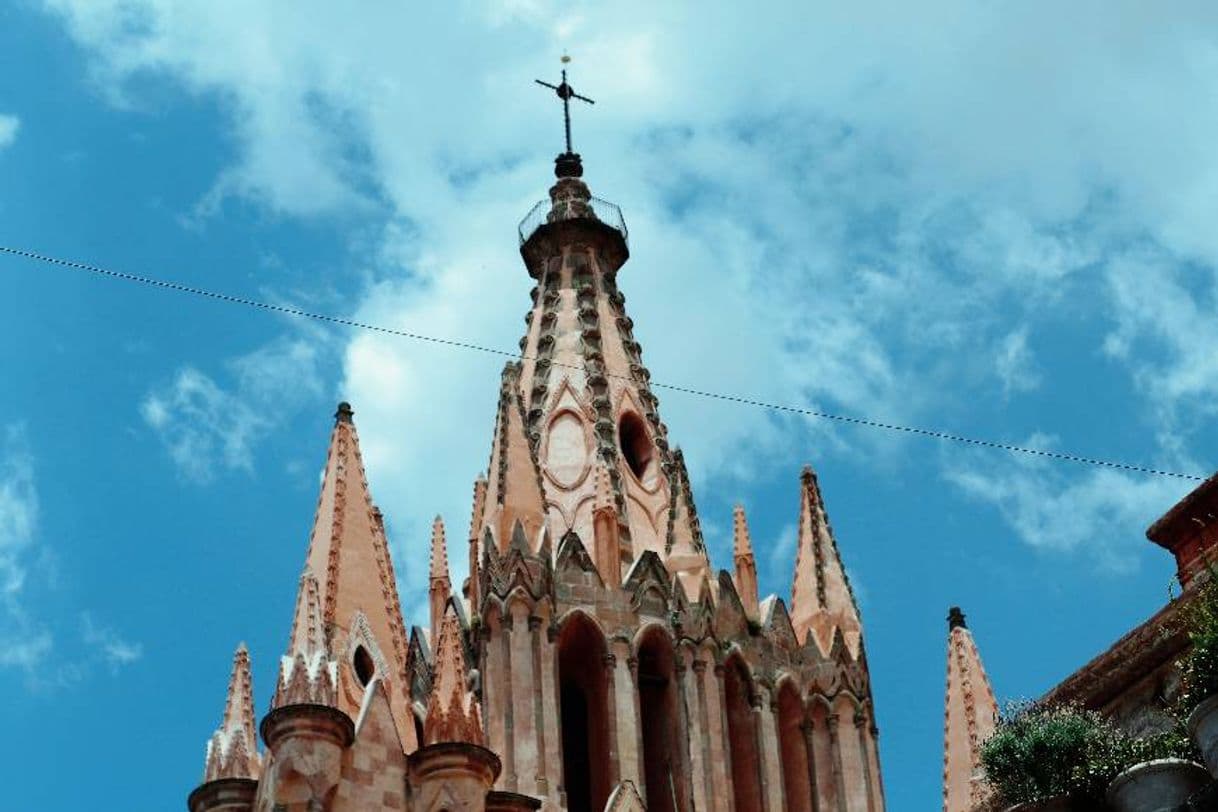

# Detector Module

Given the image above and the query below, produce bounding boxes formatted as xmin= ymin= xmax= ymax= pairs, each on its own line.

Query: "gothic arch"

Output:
xmin=556 ymin=611 xmax=612 ymax=812
xmin=634 ymin=624 xmax=689 ymax=812
xmin=775 ymin=677 xmax=813 ymax=812
xmin=722 ymin=652 xmax=763 ymax=812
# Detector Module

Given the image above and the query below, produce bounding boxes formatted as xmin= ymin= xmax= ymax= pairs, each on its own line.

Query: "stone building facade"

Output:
xmin=187 ymin=148 xmax=887 ymax=812
xmin=940 ymin=473 xmax=1218 ymax=811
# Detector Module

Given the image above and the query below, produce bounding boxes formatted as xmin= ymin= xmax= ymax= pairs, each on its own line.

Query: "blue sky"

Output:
xmin=2 ymin=2 xmax=1216 ymax=809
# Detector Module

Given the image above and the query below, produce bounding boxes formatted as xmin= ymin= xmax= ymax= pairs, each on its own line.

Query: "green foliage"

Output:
xmin=1107 ymin=728 xmax=1200 ymax=770
xmin=980 ymin=703 xmax=1125 ymax=805
xmin=1179 ymin=571 xmax=1218 ymax=713
xmin=982 ymin=702 xmax=1203 ymax=806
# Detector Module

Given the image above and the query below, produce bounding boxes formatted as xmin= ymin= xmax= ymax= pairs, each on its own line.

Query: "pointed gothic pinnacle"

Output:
xmin=790 ymin=464 xmax=862 ymax=659
xmin=943 ymin=606 xmax=998 ymax=812
xmin=481 ymin=364 xmax=547 ymax=553
xmin=733 ymin=504 xmax=753 ymax=558
xmin=203 ymin=643 xmax=261 ymax=781
xmin=429 ymin=516 xmax=450 ymax=583
xmin=732 ymin=504 xmax=760 ymax=620
xmin=424 ymin=605 xmax=485 ymax=746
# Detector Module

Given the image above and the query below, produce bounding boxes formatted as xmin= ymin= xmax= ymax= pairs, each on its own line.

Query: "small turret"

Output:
xmin=408 ymin=604 xmax=501 ymax=812
xmin=467 ymin=473 xmax=488 ymax=607
xmin=187 ymin=644 xmax=260 ymax=812
xmin=942 ymin=606 xmax=999 ymax=812
xmin=732 ymin=504 xmax=760 ymax=621
xmin=592 ymin=463 xmax=623 ymax=587
xmin=429 ymin=515 xmax=451 ymax=643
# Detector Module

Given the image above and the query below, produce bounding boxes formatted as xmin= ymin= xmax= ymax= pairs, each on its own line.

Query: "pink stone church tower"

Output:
xmin=187 ymin=78 xmax=886 ymax=812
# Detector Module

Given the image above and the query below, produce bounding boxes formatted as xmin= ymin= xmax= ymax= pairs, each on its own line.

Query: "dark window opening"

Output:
xmin=414 ymin=711 xmax=426 ymax=748
xmin=557 ymin=616 xmax=611 ymax=812
xmin=724 ymin=656 xmax=763 ymax=812
xmin=619 ymin=412 xmax=656 ymax=486
xmin=638 ymin=630 xmax=687 ymax=812
xmin=353 ymin=645 xmax=375 ymax=687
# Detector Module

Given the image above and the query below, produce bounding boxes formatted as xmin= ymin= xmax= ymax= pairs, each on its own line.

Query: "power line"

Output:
xmin=1 ymin=243 xmax=1206 ymax=482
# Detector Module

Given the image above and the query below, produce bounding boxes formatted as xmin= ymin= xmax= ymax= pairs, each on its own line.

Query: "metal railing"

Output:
xmin=518 ymin=196 xmax=629 ymax=247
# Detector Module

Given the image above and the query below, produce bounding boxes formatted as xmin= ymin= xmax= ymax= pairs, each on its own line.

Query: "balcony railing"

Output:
xmin=518 ymin=197 xmax=629 ymax=247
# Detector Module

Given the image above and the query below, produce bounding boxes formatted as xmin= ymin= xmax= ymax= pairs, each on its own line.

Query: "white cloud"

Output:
xmin=42 ymin=1 xmax=1218 ymax=577
xmin=0 ymin=114 xmax=18 ymax=150
xmin=943 ymin=433 xmax=1194 ymax=570
xmin=0 ymin=426 xmax=143 ymax=687
xmin=995 ymin=327 xmax=1041 ymax=397
xmin=0 ymin=425 xmax=49 ymax=674
xmin=141 ymin=332 xmax=327 ymax=482
xmin=81 ymin=613 xmax=143 ymax=673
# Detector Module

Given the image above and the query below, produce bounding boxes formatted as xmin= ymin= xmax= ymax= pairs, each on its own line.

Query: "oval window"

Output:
xmin=353 ymin=645 xmax=375 ymax=687
xmin=619 ymin=412 xmax=656 ymax=487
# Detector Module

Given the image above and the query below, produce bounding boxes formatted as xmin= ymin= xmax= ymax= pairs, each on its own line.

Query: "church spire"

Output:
xmin=424 ymin=604 xmax=485 ymax=746
xmin=790 ymin=465 xmax=862 ymax=658
xmin=202 ymin=643 xmax=261 ymax=782
xmin=282 ymin=401 xmax=416 ymax=749
xmin=942 ymin=606 xmax=998 ymax=812
xmin=732 ymin=504 xmax=760 ymax=620
xmin=429 ymin=515 xmax=451 ymax=643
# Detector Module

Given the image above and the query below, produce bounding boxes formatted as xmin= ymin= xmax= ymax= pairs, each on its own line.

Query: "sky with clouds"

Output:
xmin=1 ymin=2 xmax=1216 ymax=809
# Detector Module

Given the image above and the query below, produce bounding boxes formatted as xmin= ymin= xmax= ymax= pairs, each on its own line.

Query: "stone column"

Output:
xmin=501 ymin=612 xmax=517 ymax=791
xmin=757 ymin=689 xmax=785 ymax=812
xmin=481 ymin=611 xmax=507 ymax=789
xmin=509 ymin=604 xmax=538 ymax=793
xmin=548 ymin=623 xmax=567 ymax=808
xmin=690 ymin=658 xmax=713 ymax=812
xmin=753 ymin=689 xmax=783 ymax=812
xmin=854 ymin=711 xmax=877 ymax=812
xmin=612 ymin=640 xmax=641 ymax=787
xmin=826 ymin=713 xmax=847 ymax=812
xmin=714 ymin=663 xmax=736 ymax=812
xmin=673 ymin=656 xmax=697 ymax=812
xmin=529 ymin=614 xmax=554 ymax=799
xmin=801 ymin=719 xmax=821 ymax=812
xmin=604 ymin=651 xmax=623 ymax=788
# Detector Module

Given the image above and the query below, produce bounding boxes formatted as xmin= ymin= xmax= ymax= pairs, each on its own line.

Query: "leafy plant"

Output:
xmin=980 ymin=702 xmax=1125 ymax=805
xmin=1098 ymin=727 xmax=1201 ymax=776
xmin=1179 ymin=570 xmax=1218 ymax=713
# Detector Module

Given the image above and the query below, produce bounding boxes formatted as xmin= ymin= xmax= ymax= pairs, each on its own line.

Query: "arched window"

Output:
xmin=636 ymin=628 xmax=688 ymax=812
xmin=776 ymin=681 xmax=813 ymax=812
xmin=618 ymin=412 xmax=658 ymax=488
xmin=557 ymin=614 xmax=612 ymax=812
xmin=723 ymin=655 xmax=763 ymax=812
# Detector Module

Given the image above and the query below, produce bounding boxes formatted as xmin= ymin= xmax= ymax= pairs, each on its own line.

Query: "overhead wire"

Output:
xmin=0 ymin=243 xmax=1206 ymax=482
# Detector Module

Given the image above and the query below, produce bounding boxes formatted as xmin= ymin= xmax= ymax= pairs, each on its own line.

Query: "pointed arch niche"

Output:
xmin=556 ymin=613 xmax=612 ymax=812
xmin=635 ymin=626 xmax=688 ymax=812
xmin=776 ymin=680 xmax=813 ymax=812
xmin=723 ymin=654 xmax=763 ymax=812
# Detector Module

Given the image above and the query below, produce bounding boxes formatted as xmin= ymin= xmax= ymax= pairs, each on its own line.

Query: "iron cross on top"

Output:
xmin=535 ymin=56 xmax=595 ymax=156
